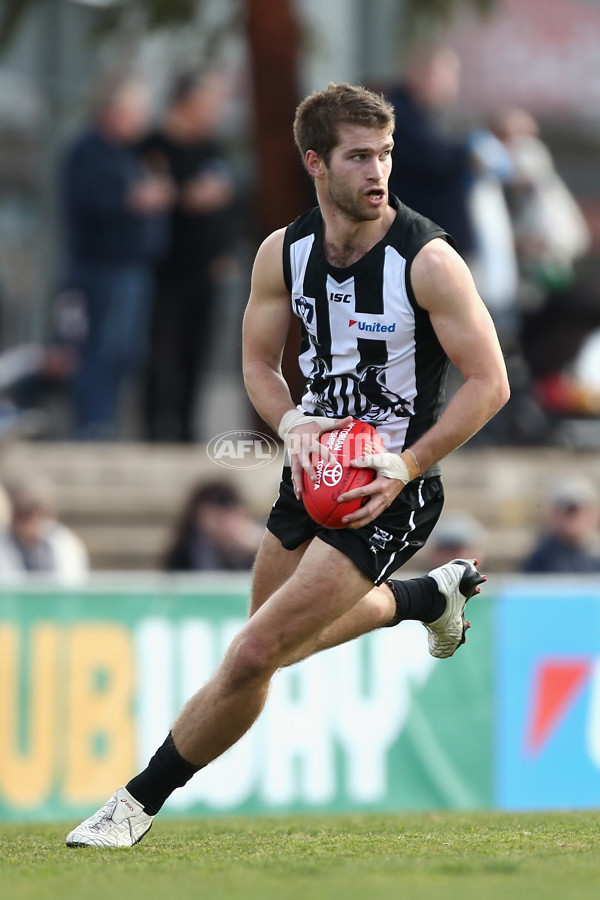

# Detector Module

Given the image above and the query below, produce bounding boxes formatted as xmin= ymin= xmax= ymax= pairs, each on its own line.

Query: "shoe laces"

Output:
xmin=88 ymin=795 xmax=118 ymax=832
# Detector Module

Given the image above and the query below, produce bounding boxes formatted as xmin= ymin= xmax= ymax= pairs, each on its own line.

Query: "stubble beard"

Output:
xmin=327 ymin=176 xmax=384 ymax=224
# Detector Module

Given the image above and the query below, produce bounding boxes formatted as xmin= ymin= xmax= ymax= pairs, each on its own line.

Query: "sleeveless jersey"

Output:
xmin=283 ymin=194 xmax=454 ymax=458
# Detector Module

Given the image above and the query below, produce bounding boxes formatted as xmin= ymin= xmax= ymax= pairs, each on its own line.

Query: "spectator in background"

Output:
xmin=491 ymin=108 xmax=600 ymax=419
xmin=425 ymin=511 xmax=486 ymax=571
xmin=492 ymin=108 xmax=590 ymax=293
xmin=522 ymin=477 xmax=600 ymax=574
xmin=139 ymin=70 xmax=238 ymax=443
xmin=386 ymin=44 xmax=516 ymax=275
xmin=164 ymin=480 xmax=262 ymax=572
xmin=384 ymin=47 xmax=543 ymax=446
xmin=59 ymin=71 xmax=173 ymax=439
xmin=0 ymin=478 xmax=89 ymax=583
xmin=385 ymin=46 xmax=476 ymax=259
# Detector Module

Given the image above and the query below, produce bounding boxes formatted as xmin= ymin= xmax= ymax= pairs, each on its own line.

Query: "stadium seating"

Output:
xmin=0 ymin=442 xmax=597 ymax=571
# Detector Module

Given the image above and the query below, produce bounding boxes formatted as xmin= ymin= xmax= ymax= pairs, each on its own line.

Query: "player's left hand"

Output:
xmin=337 ymin=473 xmax=405 ymax=529
xmin=337 ymin=449 xmax=422 ymax=528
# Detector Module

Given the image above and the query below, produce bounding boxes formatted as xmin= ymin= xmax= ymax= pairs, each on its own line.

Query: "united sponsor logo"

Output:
xmin=349 ymin=320 xmax=396 ymax=333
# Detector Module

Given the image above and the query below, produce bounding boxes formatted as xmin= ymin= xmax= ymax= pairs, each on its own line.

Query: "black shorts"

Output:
xmin=266 ymin=467 xmax=445 ymax=585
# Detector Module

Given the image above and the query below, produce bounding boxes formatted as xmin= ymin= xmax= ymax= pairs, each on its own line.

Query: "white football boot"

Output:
xmin=66 ymin=786 xmax=154 ymax=848
xmin=424 ymin=558 xmax=486 ymax=659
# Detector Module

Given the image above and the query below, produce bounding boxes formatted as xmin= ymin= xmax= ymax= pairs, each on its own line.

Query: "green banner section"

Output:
xmin=0 ymin=578 xmax=493 ymax=821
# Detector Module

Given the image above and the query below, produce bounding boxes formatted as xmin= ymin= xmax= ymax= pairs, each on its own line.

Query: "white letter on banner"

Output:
xmin=332 ymin=623 xmax=434 ymax=802
xmin=585 ymin=657 xmax=600 ymax=769
xmin=172 ymin=618 xmax=259 ymax=810
xmin=134 ymin=619 xmax=176 ymax=771
xmin=260 ymin=654 xmax=335 ymax=805
xmin=162 ymin=619 xmax=216 ymax=810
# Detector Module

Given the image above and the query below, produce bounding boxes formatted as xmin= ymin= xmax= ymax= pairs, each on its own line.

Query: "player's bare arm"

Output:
xmin=341 ymin=238 xmax=509 ymax=528
xmin=242 ymin=230 xmax=350 ymax=496
xmin=407 ymin=238 xmax=510 ymax=471
xmin=242 ymin=228 xmax=294 ymax=429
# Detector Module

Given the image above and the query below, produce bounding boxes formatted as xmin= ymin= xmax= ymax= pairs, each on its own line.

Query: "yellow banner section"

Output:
xmin=0 ymin=623 xmax=135 ymax=809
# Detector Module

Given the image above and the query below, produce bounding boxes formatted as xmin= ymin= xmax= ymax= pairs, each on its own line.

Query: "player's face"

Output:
xmin=324 ymin=124 xmax=393 ymax=223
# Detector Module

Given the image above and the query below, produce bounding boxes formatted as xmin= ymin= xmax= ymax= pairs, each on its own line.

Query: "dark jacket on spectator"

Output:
xmin=63 ymin=128 xmax=166 ymax=265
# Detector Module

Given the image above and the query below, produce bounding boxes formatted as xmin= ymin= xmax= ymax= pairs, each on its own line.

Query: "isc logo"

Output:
xmin=329 ymin=292 xmax=351 ymax=303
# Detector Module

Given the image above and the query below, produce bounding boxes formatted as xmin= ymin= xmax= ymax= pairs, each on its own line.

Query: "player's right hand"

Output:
xmin=277 ymin=411 xmax=352 ymax=499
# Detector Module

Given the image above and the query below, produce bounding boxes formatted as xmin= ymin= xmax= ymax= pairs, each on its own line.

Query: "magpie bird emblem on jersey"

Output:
xmin=358 ymin=365 xmax=412 ymax=420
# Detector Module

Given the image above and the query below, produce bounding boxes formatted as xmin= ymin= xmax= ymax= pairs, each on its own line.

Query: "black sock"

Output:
xmin=126 ymin=732 xmax=202 ymax=815
xmin=383 ymin=576 xmax=446 ymax=627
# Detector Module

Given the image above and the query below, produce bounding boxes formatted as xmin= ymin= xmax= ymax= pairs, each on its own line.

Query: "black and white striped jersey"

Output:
xmin=283 ymin=194 xmax=454 ymax=457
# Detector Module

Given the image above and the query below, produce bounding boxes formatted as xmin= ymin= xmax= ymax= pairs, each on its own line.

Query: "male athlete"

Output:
xmin=66 ymin=84 xmax=509 ymax=847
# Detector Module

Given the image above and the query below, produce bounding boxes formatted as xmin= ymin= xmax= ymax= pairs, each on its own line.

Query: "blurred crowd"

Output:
xmin=56 ymin=67 xmax=240 ymax=443
xmin=382 ymin=45 xmax=599 ymax=447
xmin=424 ymin=475 xmax=600 ymax=575
xmin=1 ymin=48 xmax=600 ymax=578
xmin=2 ymin=468 xmax=600 ymax=580
xmin=0 ymin=48 xmax=598 ymax=449
xmin=1 ymin=66 xmax=240 ymax=444
xmin=0 ymin=472 xmax=264 ymax=583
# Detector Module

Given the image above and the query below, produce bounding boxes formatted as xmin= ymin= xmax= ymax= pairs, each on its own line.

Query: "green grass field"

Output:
xmin=2 ymin=811 xmax=599 ymax=900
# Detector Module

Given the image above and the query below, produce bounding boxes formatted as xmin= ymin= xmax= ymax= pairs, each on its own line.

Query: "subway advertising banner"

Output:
xmin=0 ymin=578 xmax=494 ymax=822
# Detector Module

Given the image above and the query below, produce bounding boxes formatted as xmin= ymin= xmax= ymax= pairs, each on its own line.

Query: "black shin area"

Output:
xmin=383 ymin=576 xmax=446 ymax=627
xmin=126 ymin=732 xmax=202 ymax=815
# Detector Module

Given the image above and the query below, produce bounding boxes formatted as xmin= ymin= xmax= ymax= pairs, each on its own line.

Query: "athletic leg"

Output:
xmin=282 ymin=582 xmax=396 ymax=665
xmin=66 ymin=536 xmax=373 ymax=846
xmin=248 ymin=526 xmax=445 ymax=667
xmin=283 ymin=559 xmax=485 ymax=666
xmin=248 ymin=530 xmax=397 ymax=664
xmin=248 ymin=528 xmax=310 ymax=617
xmin=170 ymin=536 xmax=372 ymax=766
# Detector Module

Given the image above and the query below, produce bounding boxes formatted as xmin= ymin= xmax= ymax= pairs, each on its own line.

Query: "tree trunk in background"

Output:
xmin=246 ymin=0 xmax=313 ymax=406
xmin=245 ymin=0 xmax=312 ymax=236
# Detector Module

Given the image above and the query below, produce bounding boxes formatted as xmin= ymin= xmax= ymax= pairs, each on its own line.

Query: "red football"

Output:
xmin=301 ymin=419 xmax=385 ymax=529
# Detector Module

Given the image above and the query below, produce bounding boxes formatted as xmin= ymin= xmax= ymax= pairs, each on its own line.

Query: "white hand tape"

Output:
xmin=355 ymin=452 xmax=412 ymax=483
xmin=278 ymin=409 xmax=344 ymax=441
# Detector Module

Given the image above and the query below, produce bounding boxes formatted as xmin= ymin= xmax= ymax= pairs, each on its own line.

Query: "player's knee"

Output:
xmin=226 ymin=634 xmax=276 ymax=687
xmin=374 ymin=583 xmax=398 ymax=626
